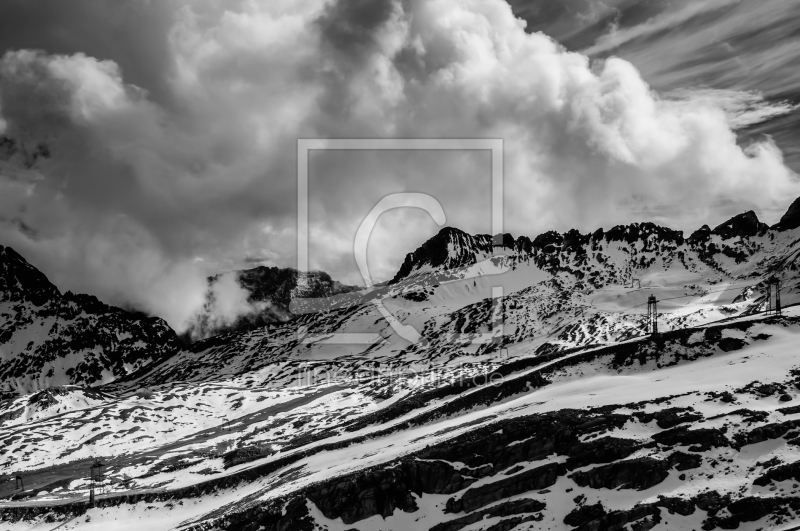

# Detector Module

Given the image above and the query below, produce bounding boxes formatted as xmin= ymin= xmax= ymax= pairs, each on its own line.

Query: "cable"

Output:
xmin=584 ymin=282 xmax=760 ymax=314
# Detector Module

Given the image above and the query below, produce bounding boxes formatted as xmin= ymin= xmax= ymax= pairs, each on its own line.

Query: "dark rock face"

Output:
xmin=773 ymin=196 xmax=800 ymax=231
xmin=564 ymin=437 xmax=643 ymax=470
xmin=573 ymin=504 xmax=661 ymax=531
xmin=390 ymin=227 xmax=495 ymax=284
xmin=651 ymin=426 xmax=729 ymax=452
xmin=306 ymin=459 xmax=481 ymax=524
xmin=688 ymin=224 xmax=712 ymax=244
xmin=431 ymin=498 xmax=545 ymax=531
xmin=633 ymin=407 xmax=704 ymax=429
xmin=564 ymin=502 xmax=606 ymax=527
xmin=718 ymin=337 xmax=746 ymax=352
xmin=0 ymin=245 xmax=180 ymax=394
xmin=712 ymin=496 xmax=800 ymax=529
xmin=668 ymin=451 xmax=703 ymax=471
xmin=445 ymin=463 xmax=559 ymax=513
xmin=753 ymin=461 xmax=800 ymax=486
xmin=569 ymin=457 xmax=670 ymax=491
xmin=712 ymin=211 xmax=768 ymax=240
xmin=0 ymin=246 xmax=60 ymax=306
xmin=604 ymin=223 xmax=684 ymax=246
xmin=734 ymin=420 xmax=800 ymax=447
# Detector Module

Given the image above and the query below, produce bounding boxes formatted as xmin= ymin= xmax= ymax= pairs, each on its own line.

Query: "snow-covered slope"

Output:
xmin=0 ymin=246 xmax=180 ymax=394
xmin=4 ymin=200 xmax=800 ymax=530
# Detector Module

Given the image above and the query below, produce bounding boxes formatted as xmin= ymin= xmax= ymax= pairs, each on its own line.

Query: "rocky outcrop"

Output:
xmin=306 ymin=459 xmax=484 ymax=524
xmin=564 ymin=437 xmax=643 ymax=470
xmin=734 ymin=420 xmax=800 ymax=447
xmin=430 ymin=498 xmax=545 ymax=531
xmin=712 ymin=211 xmax=768 ymax=240
xmin=445 ymin=463 xmax=558 ymax=513
xmin=564 ymin=502 xmax=607 ymax=528
xmin=773 ymin=196 xmax=800 ymax=231
xmin=651 ymin=426 xmax=729 ymax=451
xmin=390 ymin=227 xmax=496 ymax=284
xmin=753 ymin=461 xmax=800 ymax=486
xmin=569 ymin=457 xmax=671 ymax=491
xmin=633 ymin=407 xmax=704 ymax=429
xmin=572 ymin=504 xmax=661 ymax=531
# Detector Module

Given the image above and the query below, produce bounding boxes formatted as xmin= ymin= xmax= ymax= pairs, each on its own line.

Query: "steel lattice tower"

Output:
xmin=766 ymin=277 xmax=782 ymax=316
xmin=647 ymin=295 xmax=658 ymax=335
xmin=89 ymin=459 xmax=104 ymax=506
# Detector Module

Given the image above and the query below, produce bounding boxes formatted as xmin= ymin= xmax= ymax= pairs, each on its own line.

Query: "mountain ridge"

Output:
xmin=0 ymin=245 xmax=181 ymax=394
xmin=4 ymin=199 xmax=800 ymax=530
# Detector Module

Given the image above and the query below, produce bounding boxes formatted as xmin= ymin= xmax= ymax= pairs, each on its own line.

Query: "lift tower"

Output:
xmin=766 ymin=277 xmax=782 ymax=316
xmin=89 ymin=459 xmax=104 ymax=506
xmin=647 ymin=295 xmax=658 ymax=336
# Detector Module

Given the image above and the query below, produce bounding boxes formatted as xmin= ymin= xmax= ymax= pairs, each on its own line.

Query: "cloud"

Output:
xmin=581 ymin=0 xmax=739 ymax=57
xmin=664 ymin=88 xmax=800 ymax=131
xmin=187 ymin=270 xmax=266 ymax=340
xmin=0 ymin=0 xmax=797 ymax=330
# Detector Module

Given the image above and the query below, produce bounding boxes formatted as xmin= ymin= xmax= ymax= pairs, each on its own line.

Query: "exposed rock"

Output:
xmin=710 ymin=496 xmax=800 ymax=529
xmin=734 ymin=420 xmax=800 ymax=448
xmin=307 ymin=459 xmax=480 ymax=524
xmin=430 ymin=498 xmax=545 ymax=531
xmin=651 ymin=427 xmax=729 ymax=452
xmin=0 ymin=245 xmax=180 ymax=394
xmin=569 ymin=457 xmax=671 ymax=491
xmin=694 ymin=490 xmax=729 ymax=515
xmin=564 ymin=502 xmax=606 ymax=527
xmin=772 ymin=196 xmax=800 ymax=231
xmin=712 ymin=211 xmax=768 ymax=240
xmin=565 ymin=437 xmax=643 ymax=470
xmin=445 ymin=463 xmax=558 ymax=514
xmin=668 ymin=451 xmax=703 ymax=471
xmin=657 ymin=496 xmax=695 ymax=516
xmin=390 ymin=227 xmax=496 ymax=284
xmin=573 ymin=504 xmax=661 ymax=531
xmin=633 ymin=407 xmax=704 ymax=429
xmin=753 ymin=461 xmax=800 ymax=486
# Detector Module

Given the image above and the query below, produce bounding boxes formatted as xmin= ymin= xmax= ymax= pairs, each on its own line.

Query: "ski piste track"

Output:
xmin=1 ymin=306 xmax=794 ymax=521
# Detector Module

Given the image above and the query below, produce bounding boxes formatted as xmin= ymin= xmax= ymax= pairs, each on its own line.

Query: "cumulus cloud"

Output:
xmin=0 ymin=0 xmax=797 ymax=330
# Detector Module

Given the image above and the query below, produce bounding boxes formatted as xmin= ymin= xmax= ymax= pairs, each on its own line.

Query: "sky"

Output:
xmin=0 ymin=0 xmax=798 ymax=332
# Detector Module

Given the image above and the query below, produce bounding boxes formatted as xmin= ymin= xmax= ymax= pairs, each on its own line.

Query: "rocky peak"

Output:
xmin=712 ymin=210 xmax=768 ymax=240
xmin=0 ymin=246 xmax=180 ymax=394
xmin=390 ymin=227 xmax=495 ymax=284
xmin=603 ymin=222 xmax=684 ymax=246
xmin=0 ymin=245 xmax=60 ymax=306
xmin=773 ymin=196 xmax=800 ymax=231
xmin=688 ymin=224 xmax=712 ymax=244
xmin=186 ymin=265 xmax=360 ymax=340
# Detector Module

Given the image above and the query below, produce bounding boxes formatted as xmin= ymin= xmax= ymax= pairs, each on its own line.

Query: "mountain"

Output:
xmin=185 ymin=266 xmax=361 ymax=340
xmin=0 ymin=245 xmax=180 ymax=394
xmin=4 ymin=200 xmax=800 ymax=530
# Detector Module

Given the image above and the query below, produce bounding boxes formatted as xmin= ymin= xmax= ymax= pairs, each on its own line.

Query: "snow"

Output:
xmin=5 ymin=224 xmax=800 ymax=529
